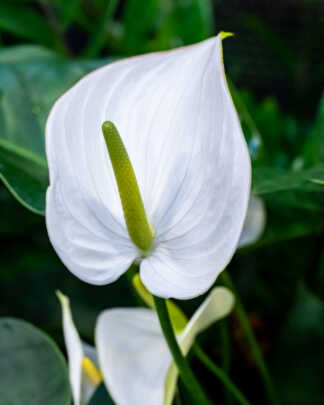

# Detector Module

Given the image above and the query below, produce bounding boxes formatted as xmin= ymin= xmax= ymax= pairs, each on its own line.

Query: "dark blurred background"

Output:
xmin=0 ymin=1 xmax=323 ymax=404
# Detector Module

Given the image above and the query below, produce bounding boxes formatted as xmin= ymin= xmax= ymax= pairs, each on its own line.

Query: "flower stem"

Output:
xmin=193 ymin=343 xmax=251 ymax=405
xmin=220 ymin=271 xmax=280 ymax=405
xmin=153 ymin=296 xmax=213 ymax=405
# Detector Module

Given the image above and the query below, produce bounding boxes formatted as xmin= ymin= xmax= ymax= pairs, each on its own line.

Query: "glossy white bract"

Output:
xmin=46 ymin=34 xmax=251 ymax=299
xmin=238 ymin=195 xmax=266 ymax=247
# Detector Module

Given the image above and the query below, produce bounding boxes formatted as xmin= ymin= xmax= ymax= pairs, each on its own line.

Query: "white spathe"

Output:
xmin=57 ymin=292 xmax=99 ymax=405
xmin=58 ymin=287 xmax=234 ymax=405
xmin=238 ymin=195 xmax=266 ymax=247
xmin=96 ymin=287 xmax=234 ymax=405
xmin=46 ymin=34 xmax=251 ymax=299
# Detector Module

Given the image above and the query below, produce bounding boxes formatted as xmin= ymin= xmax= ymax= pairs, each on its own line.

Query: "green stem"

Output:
xmin=220 ymin=271 xmax=280 ymax=405
xmin=193 ymin=343 xmax=251 ymax=405
xmin=220 ymin=320 xmax=234 ymax=405
xmin=153 ymin=296 xmax=213 ymax=405
xmin=82 ymin=0 xmax=119 ymax=58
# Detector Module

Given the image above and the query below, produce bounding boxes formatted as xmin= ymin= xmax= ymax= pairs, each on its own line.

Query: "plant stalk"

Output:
xmin=153 ymin=296 xmax=213 ymax=405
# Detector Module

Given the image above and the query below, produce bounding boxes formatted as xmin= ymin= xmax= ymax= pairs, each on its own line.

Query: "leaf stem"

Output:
xmin=220 ymin=271 xmax=280 ymax=405
xmin=153 ymin=296 xmax=213 ymax=405
xmin=193 ymin=343 xmax=251 ymax=405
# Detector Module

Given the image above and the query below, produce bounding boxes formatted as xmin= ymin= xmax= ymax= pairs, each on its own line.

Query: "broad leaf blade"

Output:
xmin=0 ymin=143 xmax=48 ymax=214
xmin=0 ymin=3 xmax=55 ymax=45
xmin=0 ymin=318 xmax=71 ymax=405
xmin=0 ymin=46 xmax=108 ymax=214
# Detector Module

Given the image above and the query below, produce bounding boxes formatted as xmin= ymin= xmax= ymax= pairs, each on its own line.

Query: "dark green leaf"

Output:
xmin=0 ymin=3 xmax=55 ymax=46
xmin=253 ymin=165 xmax=324 ymax=199
xmin=0 ymin=142 xmax=48 ymax=214
xmin=119 ymin=0 xmax=160 ymax=54
xmin=54 ymin=0 xmax=83 ymax=28
xmin=0 ymin=46 xmax=108 ymax=214
xmin=0 ymin=64 xmax=48 ymax=214
xmin=0 ymin=318 xmax=71 ymax=405
xmin=238 ymin=90 xmax=301 ymax=167
xmin=251 ymin=166 xmax=324 ymax=245
xmin=150 ymin=0 xmax=213 ymax=51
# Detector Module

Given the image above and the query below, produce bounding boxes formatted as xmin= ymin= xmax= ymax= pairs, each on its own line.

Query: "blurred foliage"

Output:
xmin=272 ymin=285 xmax=324 ymax=405
xmin=0 ymin=0 xmax=323 ymax=404
xmin=0 ymin=318 xmax=71 ymax=404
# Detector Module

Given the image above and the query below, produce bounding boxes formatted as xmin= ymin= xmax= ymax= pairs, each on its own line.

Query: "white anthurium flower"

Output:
xmin=58 ymin=287 xmax=234 ymax=405
xmin=46 ymin=32 xmax=251 ymax=299
xmin=238 ymin=195 xmax=266 ymax=248
xmin=57 ymin=292 xmax=103 ymax=405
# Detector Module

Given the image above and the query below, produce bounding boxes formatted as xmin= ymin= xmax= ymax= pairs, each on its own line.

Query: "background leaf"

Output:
xmin=0 ymin=318 xmax=71 ymax=405
xmin=0 ymin=3 xmax=55 ymax=45
xmin=0 ymin=46 xmax=108 ymax=214
xmin=150 ymin=0 xmax=213 ymax=51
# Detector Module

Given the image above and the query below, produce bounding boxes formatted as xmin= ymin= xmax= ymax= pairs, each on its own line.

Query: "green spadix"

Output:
xmin=102 ymin=121 xmax=153 ymax=252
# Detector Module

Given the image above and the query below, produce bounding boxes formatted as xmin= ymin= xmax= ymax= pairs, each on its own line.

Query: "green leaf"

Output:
xmin=253 ymin=166 xmax=324 ymax=219
xmin=0 ymin=46 xmax=108 ymax=214
xmin=0 ymin=318 xmax=71 ymax=405
xmin=251 ymin=165 xmax=324 ymax=245
xmin=0 ymin=45 xmax=57 ymax=64
xmin=119 ymin=0 xmax=160 ymax=54
xmin=149 ymin=0 xmax=213 ymax=51
xmin=253 ymin=167 xmax=305 ymax=195
xmin=0 ymin=64 xmax=48 ymax=214
xmin=237 ymin=90 xmax=301 ymax=167
xmin=253 ymin=165 xmax=324 ymax=199
xmin=116 ymin=0 xmax=214 ymax=54
xmin=0 ymin=3 xmax=55 ymax=46
xmin=53 ymin=0 xmax=83 ymax=28
xmin=89 ymin=383 xmax=116 ymax=405
xmin=0 ymin=141 xmax=48 ymax=214
xmin=163 ymin=0 xmax=214 ymax=44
